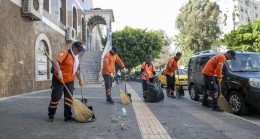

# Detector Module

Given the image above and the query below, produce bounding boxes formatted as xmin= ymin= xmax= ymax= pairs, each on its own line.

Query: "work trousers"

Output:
xmin=142 ymin=78 xmax=154 ymax=99
xmin=203 ymin=74 xmax=219 ymax=108
xmin=48 ymin=76 xmax=74 ymax=119
xmin=166 ymin=75 xmax=175 ymax=95
xmin=102 ymin=74 xmax=113 ymax=101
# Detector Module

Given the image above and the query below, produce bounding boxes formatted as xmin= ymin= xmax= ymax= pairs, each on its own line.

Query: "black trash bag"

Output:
xmin=146 ymin=77 xmax=164 ymax=102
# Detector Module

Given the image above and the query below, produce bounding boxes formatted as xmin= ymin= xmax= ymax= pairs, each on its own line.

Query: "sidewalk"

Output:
xmin=0 ymin=82 xmax=141 ymax=139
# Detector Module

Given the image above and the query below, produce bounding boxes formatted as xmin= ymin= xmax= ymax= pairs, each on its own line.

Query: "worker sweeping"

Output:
xmin=201 ymin=50 xmax=236 ymax=112
xmin=47 ymin=41 xmax=86 ymax=122
xmin=102 ymin=46 xmax=126 ymax=104
xmin=165 ymin=52 xmax=182 ymax=98
xmin=141 ymin=55 xmax=156 ymax=101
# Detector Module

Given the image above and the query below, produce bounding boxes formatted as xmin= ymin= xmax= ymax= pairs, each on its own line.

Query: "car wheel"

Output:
xmin=189 ymin=85 xmax=199 ymax=101
xmin=228 ymin=91 xmax=248 ymax=115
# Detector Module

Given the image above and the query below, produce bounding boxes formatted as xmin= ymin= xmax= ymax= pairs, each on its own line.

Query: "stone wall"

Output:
xmin=0 ymin=0 xmax=87 ymax=98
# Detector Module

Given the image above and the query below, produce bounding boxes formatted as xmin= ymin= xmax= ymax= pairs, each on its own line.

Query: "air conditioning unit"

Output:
xmin=66 ymin=27 xmax=76 ymax=42
xmin=22 ymin=0 xmax=41 ymax=21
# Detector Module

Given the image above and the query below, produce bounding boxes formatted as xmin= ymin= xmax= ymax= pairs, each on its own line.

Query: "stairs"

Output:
xmin=80 ymin=51 xmax=103 ymax=84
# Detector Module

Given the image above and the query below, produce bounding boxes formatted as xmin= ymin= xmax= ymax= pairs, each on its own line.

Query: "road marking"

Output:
xmin=126 ymin=83 xmax=172 ymax=139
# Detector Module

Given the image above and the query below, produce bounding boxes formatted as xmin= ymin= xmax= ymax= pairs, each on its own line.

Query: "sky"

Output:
xmin=92 ymin=0 xmax=189 ymax=37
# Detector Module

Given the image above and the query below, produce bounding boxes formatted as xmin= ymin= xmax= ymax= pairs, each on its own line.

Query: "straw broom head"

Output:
xmin=119 ymin=90 xmax=131 ymax=105
xmin=116 ymin=85 xmax=131 ymax=105
xmin=72 ymin=98 xmax=93 ymax=122
xmin=218 ymin=83 xmax=233 ymax=113
xmin=218 ymin=95 xmax=233 ymax=113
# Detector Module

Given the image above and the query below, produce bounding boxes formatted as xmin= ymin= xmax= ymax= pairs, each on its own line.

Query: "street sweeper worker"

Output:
xmin=47 ymin=41 xmax=86 ymax=122
xmin=165 ymin=52 xmax=182 ymax=98
xmin=202 ymin=50 xmax=236 ymax=112
xmin=102 ymin=46 xmax=126 ymax=104
xmin=141 ymin=55 xmax=156 ymax=100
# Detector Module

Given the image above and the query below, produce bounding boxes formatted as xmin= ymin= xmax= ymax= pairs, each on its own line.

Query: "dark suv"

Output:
xmin=188 ymin=50 xmax=260 ymax=115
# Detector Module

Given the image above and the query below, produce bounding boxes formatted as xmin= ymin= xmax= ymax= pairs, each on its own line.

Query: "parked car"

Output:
xmin=157 ymin=69 xmax=188 ymax=89
xmin=187 ymin=50 xmax=260 ymax=115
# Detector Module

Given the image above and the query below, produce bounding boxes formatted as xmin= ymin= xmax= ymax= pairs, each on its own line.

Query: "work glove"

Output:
xmin=110 ymin=72 xmax=114 ymax=79
xmin=57 ymin=71 xmax=63 ymax=80
xmin=170 ymin=72 xmax=174 ymax=77
xmin=217 ymin=78 xmax=222 ymax=84
xmin=122 ymin=68 xmax=127 ymax=73
xmin=79 ymin=79 xmax=84 ymax=86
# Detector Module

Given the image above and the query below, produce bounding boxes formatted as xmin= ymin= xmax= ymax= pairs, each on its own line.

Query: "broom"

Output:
xmin=218 ymin=83 xmax=233 ymax=113
xmin=115 ymin=84 xmax=131 ymax=105
xmin=44 ymin=50 xmax=93 ymax=122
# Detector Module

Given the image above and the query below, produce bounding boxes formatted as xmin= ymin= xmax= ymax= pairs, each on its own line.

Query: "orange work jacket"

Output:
xmin=102 ymin=51 xmax=125 ymax=75
xmin=53 ymin=50 xmax=79 ymax=83
xmin=141 ymin=62 xmax=156 ymax=80
xmin=165 ymin=57 xmax=178 ymax=75
xmin=202 ymin=54 xmax=226 ymax=78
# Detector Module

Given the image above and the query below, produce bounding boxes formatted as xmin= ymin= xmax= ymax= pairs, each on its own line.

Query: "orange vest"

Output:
xmin=165 ymin=57 xmax=178 ymax=75
xmin=53 ymin=50 xmax=79 ymax=83
xmin=141 ymin=62 xmax=155 ymax=80
xmin=202 ymin=54 xmax=226 ymax=78
xmin=102 ymin=52 xmax=125 ymax=75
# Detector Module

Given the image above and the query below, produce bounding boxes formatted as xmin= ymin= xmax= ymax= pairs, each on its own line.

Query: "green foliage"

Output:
xmin=179 ymin=49 xmax=194 ymax=67
xmin=222 ymin=21 xmax=260 ymax=53
xmin=112 ymin=26 xmax=165 ymax=71
xmin=175 ymin=0 xmax=222 ymax=52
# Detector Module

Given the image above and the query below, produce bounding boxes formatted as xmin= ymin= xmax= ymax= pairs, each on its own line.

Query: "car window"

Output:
xmin=196 ymin=56 xmax=209 ymax=72
xmin=177 ymin=69 xmax=187 ymax=75
xmin=226 ymin=54 xmax=260 ymax=72
xmin=188 ymin=58 xmax=196 ymax=72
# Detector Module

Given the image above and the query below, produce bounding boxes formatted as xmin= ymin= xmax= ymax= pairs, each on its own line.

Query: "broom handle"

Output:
xmin=219 ymin=82 xmax=222 ymax=97
xmin=44 ymin=50 xmax=74 ymax=99
xmin=62 ymin=81 xmax=74 ymax=98
xmin=125 ymin=72 xmax=127 ymax=93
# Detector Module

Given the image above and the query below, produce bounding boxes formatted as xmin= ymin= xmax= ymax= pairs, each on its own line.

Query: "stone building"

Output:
xmin=0 ymin=0 xmax=114 ymax=98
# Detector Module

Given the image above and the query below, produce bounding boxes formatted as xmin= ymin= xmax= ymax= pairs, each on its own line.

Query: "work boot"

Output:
xmin=107 ymin=99 xmax=114 ymax=104
xmin=202 ymin=102 xmax=211 ymax=108
xmin=48 ymin=115 xmax=54 ymax=122
xmin=212 ymin=106 xmax=224 ymax=112
xmin=64 ymin=117 xmax=76 ymax=122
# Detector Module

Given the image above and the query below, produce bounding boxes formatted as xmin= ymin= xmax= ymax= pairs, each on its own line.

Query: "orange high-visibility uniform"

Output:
xmin=165 ymin=57 xmax=178 ymax=75
xmin=141 ymin=62 xmax=156 ymax=80
xmin=102 ymin=52 xmax=125 ymax=75
xmin=53 ymin=50 xmax=79 ymax=83
xmin=202 ymin=54 xmax=226 ymax=78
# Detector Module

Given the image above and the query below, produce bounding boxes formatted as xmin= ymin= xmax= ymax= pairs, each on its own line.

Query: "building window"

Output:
xmin=43 ymin=0 xmax=49 ymax=12
xmin=35 ymin=34 xmax=52 ymax=81
xmin=73 ymin=7 xmax=77 ymax=34
xmin=37 ymin=40 xmax=51 ymax=81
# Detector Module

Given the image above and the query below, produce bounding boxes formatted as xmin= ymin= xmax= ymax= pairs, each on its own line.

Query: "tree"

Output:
xmin=222 ymin=21 xmax=260 ymax=53
xmin=112 ymin=26 xmax=165 ymax=72
xmin=175 ymin=0 xmax=222 ymax=52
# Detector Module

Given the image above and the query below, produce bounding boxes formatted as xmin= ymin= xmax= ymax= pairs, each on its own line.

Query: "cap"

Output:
xmin=73 ymin=41 xmax=84 ymax=51
xmin=176 ymin=52 xmax=182 ymax=56
xmin=112 ymin=46 xmax=118 ymax=54
xmin=227 ymin=50 xmax=236 ymax=60
xmin=147 ymin=55 xmax=153 ymax=60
